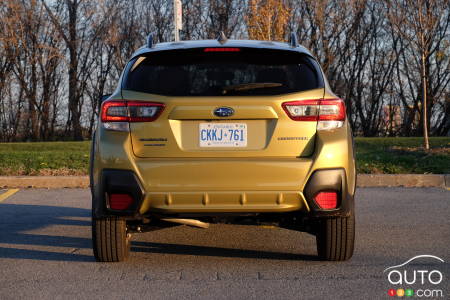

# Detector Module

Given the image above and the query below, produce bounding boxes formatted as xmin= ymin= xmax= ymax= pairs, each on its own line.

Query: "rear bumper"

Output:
xmin=92 ymin=168 xmax=353 ymax=218
xmin=91 ymin=121 xmax=356 ymax=218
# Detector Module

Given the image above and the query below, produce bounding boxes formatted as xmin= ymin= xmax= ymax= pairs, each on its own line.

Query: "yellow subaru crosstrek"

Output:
xmin=90 ymin=34 xmax=356 ymax=262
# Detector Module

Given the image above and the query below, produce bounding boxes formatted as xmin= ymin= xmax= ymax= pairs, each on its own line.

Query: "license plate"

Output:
xmin=199 ymin=123 xmax=247 ymax=147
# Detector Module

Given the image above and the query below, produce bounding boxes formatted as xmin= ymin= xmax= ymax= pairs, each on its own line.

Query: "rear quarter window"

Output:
xmin=123 ymin=48 xmax=324 ymax=96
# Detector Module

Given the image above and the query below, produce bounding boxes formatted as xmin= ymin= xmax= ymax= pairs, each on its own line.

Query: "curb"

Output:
xmin=0 ymin=176 xmax=89 ymax=189
xmin=356 ymin=174 xmax=447 ymax=188
xmin=0 ymin=174 xmax=449 ymax=189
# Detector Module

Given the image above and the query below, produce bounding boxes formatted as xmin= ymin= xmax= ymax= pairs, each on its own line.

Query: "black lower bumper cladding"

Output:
xmin=93 ymin=168 xmax=354 ymax=219
xmin=303 ymin=168 xmax=355 ymax=218
xmin=93 ymin=169 xmax=145 ymax=218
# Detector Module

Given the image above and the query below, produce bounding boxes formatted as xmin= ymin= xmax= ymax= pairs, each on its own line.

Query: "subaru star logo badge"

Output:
xmin=214 ymin=107 xmax=234 ymax=117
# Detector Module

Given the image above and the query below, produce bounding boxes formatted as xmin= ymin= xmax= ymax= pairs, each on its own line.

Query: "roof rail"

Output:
xmin=288 ymin=32 xmax=298 ymax=48
xmin=146 ymin=33 xmax=155 ymax=48
xmin=217 ymin=31 xmax=228 ymax=45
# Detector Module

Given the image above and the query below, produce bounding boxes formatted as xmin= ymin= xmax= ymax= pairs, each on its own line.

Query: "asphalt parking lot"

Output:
xmin=0 ymin=188 xmax=448 ymax=299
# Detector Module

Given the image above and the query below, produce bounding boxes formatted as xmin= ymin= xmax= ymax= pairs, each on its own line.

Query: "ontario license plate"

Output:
xmin=199 ymin=123 xmax=247 ymax=147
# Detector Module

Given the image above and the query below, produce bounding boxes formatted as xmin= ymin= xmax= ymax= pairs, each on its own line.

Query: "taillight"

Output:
xmin=317 ymin=99 xmax=345 ymax=131
xmin=314 ymin=191 xmax=338 ymax=209
xmin=282 ymin=100 xmax=320 ymax=121
xmin=101 ymin=100 xmax=164 ymax=131
xmin=109 ymin=193 xmax=133 ymax=210
xmin=282 ymin=98 xmax=346 ymax=130
xmin=101 ymin=101 xmax=128 ymax=122
xmin=127 ymin=101 xmax=165 ymax=122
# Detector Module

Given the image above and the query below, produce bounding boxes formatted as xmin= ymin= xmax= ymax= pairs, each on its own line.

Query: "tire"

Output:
xmin=92 ymin=217 xmax=130 ymax=262
xmin=315 ymin=212 xmax=355 ymax=261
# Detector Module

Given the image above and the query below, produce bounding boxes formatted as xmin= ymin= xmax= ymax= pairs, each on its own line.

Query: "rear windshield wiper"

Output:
xmin=222 ymin=82 xmax=282 ymax=94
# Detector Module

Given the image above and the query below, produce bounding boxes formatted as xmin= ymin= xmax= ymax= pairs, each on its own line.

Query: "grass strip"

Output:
xmin=0 ymin=138 xmax=448 ymax=175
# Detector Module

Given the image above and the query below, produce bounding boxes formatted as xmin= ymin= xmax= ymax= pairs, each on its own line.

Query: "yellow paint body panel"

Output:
xmin=92 ymin=87 xmax=355 ymax=214
xmin=124 ymin=89 xmax=322 ymax=158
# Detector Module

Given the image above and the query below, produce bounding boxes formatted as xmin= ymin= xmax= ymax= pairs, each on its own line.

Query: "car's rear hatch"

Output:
xmin=122 ymin=47 xmax=325 ymax=158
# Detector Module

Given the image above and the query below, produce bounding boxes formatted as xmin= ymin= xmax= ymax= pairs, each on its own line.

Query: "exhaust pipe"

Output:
xmin=160 ymin=218 xmax=209 ymax=229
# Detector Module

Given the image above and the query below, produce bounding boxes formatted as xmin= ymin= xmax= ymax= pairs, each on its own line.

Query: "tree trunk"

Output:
xmin=68 ymin=1 xmax=83 ymax=141
xmin=421 ymin=52 xmax=429 ymax=150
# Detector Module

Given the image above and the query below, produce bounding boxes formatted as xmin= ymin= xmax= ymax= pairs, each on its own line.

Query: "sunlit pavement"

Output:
xmin=0 ymin=188 xmax=448 ymax=299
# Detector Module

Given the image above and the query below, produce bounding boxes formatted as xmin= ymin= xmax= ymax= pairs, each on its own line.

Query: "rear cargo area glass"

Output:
xmin=123 ymin=48 xmax=323 ymax=96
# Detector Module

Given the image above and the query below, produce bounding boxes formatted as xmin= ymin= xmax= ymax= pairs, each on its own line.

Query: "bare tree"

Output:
xmin=387 ymin=0 xmax=450 ymax=148
xmin=246 ymin=0 xmax=291 ymax=41
xmin=0 ymin=2 xmax=15 ymax=141
xmin=1 ymin=0 xmax=63 ymax=141
xmin=0 ymin=0 xmax=448 ymax=141
xmin=206 ymin=0 xmax=245 ymax=38
xmin=85 ymin=0 xmax=125 ymax=137
xmin=42 ymin=0 xmax=119 ymax=140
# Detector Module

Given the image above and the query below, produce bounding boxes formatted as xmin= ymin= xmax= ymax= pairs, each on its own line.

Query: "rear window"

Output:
xmin=123 ymin=48 xmax=324 ymax=96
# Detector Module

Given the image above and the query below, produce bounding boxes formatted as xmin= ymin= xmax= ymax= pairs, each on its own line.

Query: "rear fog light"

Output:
xmin=109 ymin=194 xmax=133 ymax=210
xmin=314 ymin=191 xmax=338 ymax=209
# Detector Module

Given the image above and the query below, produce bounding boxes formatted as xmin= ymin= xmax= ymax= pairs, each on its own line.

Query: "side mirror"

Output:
xmin=100 ymin=94 xmax=112 ymax=103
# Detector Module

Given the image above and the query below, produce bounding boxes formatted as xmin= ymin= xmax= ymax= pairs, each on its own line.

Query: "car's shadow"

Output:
xmin=132 ymin=241 xmax=319 ymax=261
xmin=0 ymin=203 xmax=319 ymax=262
xmin=0 ymin=203 xmax=94 ymax=262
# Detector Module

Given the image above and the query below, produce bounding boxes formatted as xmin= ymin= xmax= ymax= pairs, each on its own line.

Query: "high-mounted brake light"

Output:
xmin=101 ymin=100 xmax=165 ymax=131
xmin=204 ymin=47 xmax=241 ymax=52
xmin=282 ymin=98 xmax=346 ymax=130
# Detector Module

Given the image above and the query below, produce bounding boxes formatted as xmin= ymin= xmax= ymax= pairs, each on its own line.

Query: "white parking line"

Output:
xmin=0 ymin=189 xmax=19 ymax=203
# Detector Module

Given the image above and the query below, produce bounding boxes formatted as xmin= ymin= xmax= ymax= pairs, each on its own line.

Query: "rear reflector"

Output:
xmin=314 ymin=191 xmax=338 ymax=209
xmin=204 ymin=47 xmax=241 ymax=52
xmin=109 ymin=194 xmax=133 ymax=210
